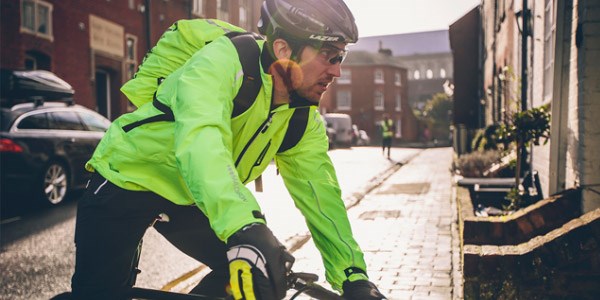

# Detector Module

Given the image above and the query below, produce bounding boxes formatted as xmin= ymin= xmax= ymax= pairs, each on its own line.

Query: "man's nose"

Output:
xmin=328 ymin=63 xmax=342 ymax=77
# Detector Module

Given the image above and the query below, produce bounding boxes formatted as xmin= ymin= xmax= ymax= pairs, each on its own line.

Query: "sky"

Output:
xmin=343 ymin=0 xmax=481 ymax=37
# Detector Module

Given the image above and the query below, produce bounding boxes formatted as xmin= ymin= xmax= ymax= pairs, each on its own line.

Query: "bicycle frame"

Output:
xmin=52 ymin=213 xmax=344 ymax=300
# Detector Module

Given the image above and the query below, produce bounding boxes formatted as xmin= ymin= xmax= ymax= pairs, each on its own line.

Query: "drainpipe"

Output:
xmin=520 ymin=0 xmax=529 ymax=181
xmin=145 ymin=0 xmax=152 ymax=50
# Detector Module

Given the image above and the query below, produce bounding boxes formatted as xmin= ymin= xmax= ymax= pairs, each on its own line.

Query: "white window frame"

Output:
xmin=124 ymin=34 xmax=138 ymax=80
xmin=217 ymin=0 xmax=229 ymax=21
xmin=395 ymin=119 xmax=402 ymax=138
xmin=336 ymin=90 xmax=352 ymax=110
xmin=413 ymin=70 xmax=421 ymax=80
xmin=239 ymin=0 xmax=249 ymax=30
xmin=542 ymin=0 xmax=555 ymax=102
xmin=20 ymin=0 xmax=53 ymax=41
xmin=337 ymin=69 xmax=351 ymax=84
xmin=426 ymin=69 xmax=434 ymax=79
xmin=395 ymin=92 xmax=402 ymax=112
xmin=374 ymin=69 xmax=384 ymax=84
xmin=374 ymin=90 xmax=384 ymax=111
xmin=394 ymin=71 xmax=402 ymax=86
xmin=192 ymin=0 xmax=205 ymax=17
xmin=440 ymin=68 xmax=447 ymax=78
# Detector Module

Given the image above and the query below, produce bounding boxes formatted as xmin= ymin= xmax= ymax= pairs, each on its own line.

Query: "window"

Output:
xmin=543 ymin=0 xmax=555 ymax=101
xmin=413 ymin=70 xmax=420 ymax=80
xmin=395 ymin=119 xmax=402 ymax=138
xmin=48 ymin=111 xmax=86 ymax=131
xmin=25 ymin=54 xmax=37 ymax=70
xmin=24 ymin=51 xmax=51 ymax=70
xmin=374 ymin=90 xmax=384 ymax=111
xmin=337 ymin=69 xmax=351 ymax=84
xmin=217 ymin=0 xmax=229 ymax=21
xmin=395 ymin=92 xmax=402 ymax=112
xmin=426 ymin=69 xmax=433 ymax=79
xmin=17 ymin=113 xmax=49 ymax=129
xmin=124 ymin=34 xmax=138 ymax=80
xmin=20 ymin=0 xmax=53 ymax=40
xmin=78 ymin=111 xmax=111 ymax=132
xmin=374 ymin=69 xmax=384 ymax=84
xmin=239 ymin=0 xmax=249 ymax=30
xmin=192 ymin=0 xmax=204 ymax=17
xmin=440 ymin=68 xmax=446 ymax=78
xmin=336 ymin=90 xmax=351 ymax=110
xmin=394 ymin=72 xmax=401 ymax=86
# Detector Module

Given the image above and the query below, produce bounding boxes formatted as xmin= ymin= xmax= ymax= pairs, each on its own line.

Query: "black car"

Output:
xmin=1 ymin=100 xmax=111 ymax=206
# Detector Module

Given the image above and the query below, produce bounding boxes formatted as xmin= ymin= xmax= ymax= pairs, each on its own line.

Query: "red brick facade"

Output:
xmin=321 ymin=51 xmax=420 ymax=144
xmin=1 ymin=0 xmax=262 ymax=120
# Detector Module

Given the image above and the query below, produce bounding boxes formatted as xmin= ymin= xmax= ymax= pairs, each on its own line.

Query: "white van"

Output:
xmin=324 ymin=113 xmax=353 ymax=147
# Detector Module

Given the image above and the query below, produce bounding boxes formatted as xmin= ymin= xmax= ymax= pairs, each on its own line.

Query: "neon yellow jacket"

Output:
xmin=86 ymin=36 xmax=367 ymax=290
xmin=381 ymin=119 xmax=394 ymax=138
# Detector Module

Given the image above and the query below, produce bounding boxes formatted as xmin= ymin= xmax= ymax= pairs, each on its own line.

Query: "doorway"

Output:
xmin=95 ymin=69 xmax=111 ymax=119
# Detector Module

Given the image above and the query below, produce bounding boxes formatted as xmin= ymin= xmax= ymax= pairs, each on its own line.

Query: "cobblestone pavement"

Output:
xmin=290 ymin=147 xmax=460 ymax=300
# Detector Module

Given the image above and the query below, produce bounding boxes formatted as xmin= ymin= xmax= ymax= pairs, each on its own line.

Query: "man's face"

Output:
xmin=295 ymin=42 xmax=348 ymax=102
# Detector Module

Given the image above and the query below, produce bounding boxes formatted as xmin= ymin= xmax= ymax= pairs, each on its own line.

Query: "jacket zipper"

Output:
xmin=234 ymin=112 xmax=274 ymax=167
xmin=241 ymin=140 xmax=271 ymax=183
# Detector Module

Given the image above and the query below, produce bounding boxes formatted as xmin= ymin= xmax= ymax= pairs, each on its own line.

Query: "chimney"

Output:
xmin=378 ymin=40 xmax=393 ymax=56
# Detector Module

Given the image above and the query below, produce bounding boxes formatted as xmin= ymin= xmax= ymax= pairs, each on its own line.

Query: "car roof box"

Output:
xmin=1 ymin=69 xmax=75 ymax=106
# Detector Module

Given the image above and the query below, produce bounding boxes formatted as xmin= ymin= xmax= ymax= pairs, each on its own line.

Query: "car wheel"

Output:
xmin=40 ymin=161 xmax=69 ymax=205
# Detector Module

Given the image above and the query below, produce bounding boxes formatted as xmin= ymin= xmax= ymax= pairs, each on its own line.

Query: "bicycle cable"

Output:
xmin=289 ymin=286 xmax=310 ymax=300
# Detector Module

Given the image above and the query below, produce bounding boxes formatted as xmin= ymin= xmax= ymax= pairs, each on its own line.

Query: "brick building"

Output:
xmin=1 ymin=0 xmax=262 ymax=120
xmin=449 ymin=6 xmax=483 ymax=154
xmin=350 ymin=30 xmax=454 ymax=112
xmin=452 ymin=0 xmax=600 ymax=211
xmin=320 ymin=50 xmax=420 ymax=143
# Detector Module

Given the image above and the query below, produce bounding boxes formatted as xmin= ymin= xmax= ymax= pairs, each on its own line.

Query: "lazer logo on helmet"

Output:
xmin=309 ymin=34 xmax=340 ymax=42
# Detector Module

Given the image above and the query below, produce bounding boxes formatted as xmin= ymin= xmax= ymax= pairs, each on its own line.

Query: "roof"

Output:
xmin=349 ymin=30 xmax=451 ymax=56
xmin=343 ymin=51 xmax=406 ymax=68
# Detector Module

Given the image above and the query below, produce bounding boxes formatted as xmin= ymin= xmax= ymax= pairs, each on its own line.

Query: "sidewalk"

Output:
xmin=290 ymin=147 xmax=461 ymax=299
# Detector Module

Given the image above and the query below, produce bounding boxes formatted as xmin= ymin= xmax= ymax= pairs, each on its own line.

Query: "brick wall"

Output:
xmin=578 ymin=0 xmax=600 ymax=212
xmin=462 ymin=208 xmax=600 ymax=299
xmin=460 ymin=188 xmax=582 ymax=245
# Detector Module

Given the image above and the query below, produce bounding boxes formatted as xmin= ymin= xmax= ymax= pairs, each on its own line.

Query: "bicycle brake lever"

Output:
xmin=288 ymin=272 xmax=319 ymax=285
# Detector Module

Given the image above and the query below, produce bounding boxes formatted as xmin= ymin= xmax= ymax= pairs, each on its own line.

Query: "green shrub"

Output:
xmin=452 ymin=150 xmax=502 ymax=177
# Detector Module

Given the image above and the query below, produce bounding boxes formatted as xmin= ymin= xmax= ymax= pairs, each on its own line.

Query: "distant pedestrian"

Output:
xmin=381 ymin=114 xmax=394 ymax=159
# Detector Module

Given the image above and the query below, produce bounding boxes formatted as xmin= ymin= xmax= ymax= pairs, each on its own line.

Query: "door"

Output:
xmin=95 ymin=69 xmax=111 ymax=120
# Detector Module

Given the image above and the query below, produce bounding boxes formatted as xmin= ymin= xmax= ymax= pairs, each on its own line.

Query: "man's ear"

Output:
xmin=272 ymin=39 xmax=293 ymax=60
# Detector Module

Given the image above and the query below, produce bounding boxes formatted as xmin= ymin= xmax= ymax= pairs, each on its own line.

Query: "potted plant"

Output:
xmin=496 ymin=104 xmax=551 ymax=209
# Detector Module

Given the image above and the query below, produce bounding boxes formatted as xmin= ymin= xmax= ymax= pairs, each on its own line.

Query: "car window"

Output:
xmin=48 ymin=111 xmax=86 ymax=130
xmin=78 ymin=111 xmax=110 ymax=132
xmin=16 ymin=112 xmax=50 ymax=129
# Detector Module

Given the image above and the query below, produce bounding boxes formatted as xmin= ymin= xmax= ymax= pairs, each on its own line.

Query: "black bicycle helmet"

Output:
xmin=258 ymin=0 xmax=359 ymax=44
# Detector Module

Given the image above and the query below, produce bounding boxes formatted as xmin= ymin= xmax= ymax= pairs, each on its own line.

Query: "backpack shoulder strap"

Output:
xmin=278 ymin=107 xmax=310 ymax=153
xmin=228 ymin=33 xmax=263 ymax=118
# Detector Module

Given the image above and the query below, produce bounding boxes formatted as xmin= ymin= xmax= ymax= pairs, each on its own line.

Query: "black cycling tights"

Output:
xmin=71 ymin=173 xmax=229 ymax=300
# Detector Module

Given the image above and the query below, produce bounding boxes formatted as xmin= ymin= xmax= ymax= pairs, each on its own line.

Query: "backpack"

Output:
xmin=121 ymin=19 xmax=247 ymax=108
xmin=120 ymin=19 xmax=309 ymax=154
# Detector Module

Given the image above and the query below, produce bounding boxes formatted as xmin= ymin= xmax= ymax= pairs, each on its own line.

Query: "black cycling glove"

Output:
xmin=342 ymin=279 xmax=387 ymax=300
xmin=227 ymin=223 xmax=294 ymax=300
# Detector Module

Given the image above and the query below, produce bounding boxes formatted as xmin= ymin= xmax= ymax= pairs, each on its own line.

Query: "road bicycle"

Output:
xmin=51 ymin=214 xmax=343 ymax=300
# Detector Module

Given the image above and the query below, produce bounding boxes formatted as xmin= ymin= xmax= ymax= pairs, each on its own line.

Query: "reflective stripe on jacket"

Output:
xmin=85 ymin=36 xmax=366 ymax=291
xmin=381 ymin=119 xmax=393 ymax=138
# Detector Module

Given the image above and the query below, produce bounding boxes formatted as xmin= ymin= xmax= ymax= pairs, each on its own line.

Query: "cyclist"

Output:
xmin=70 ymin=0 xmax=387 ymax=299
